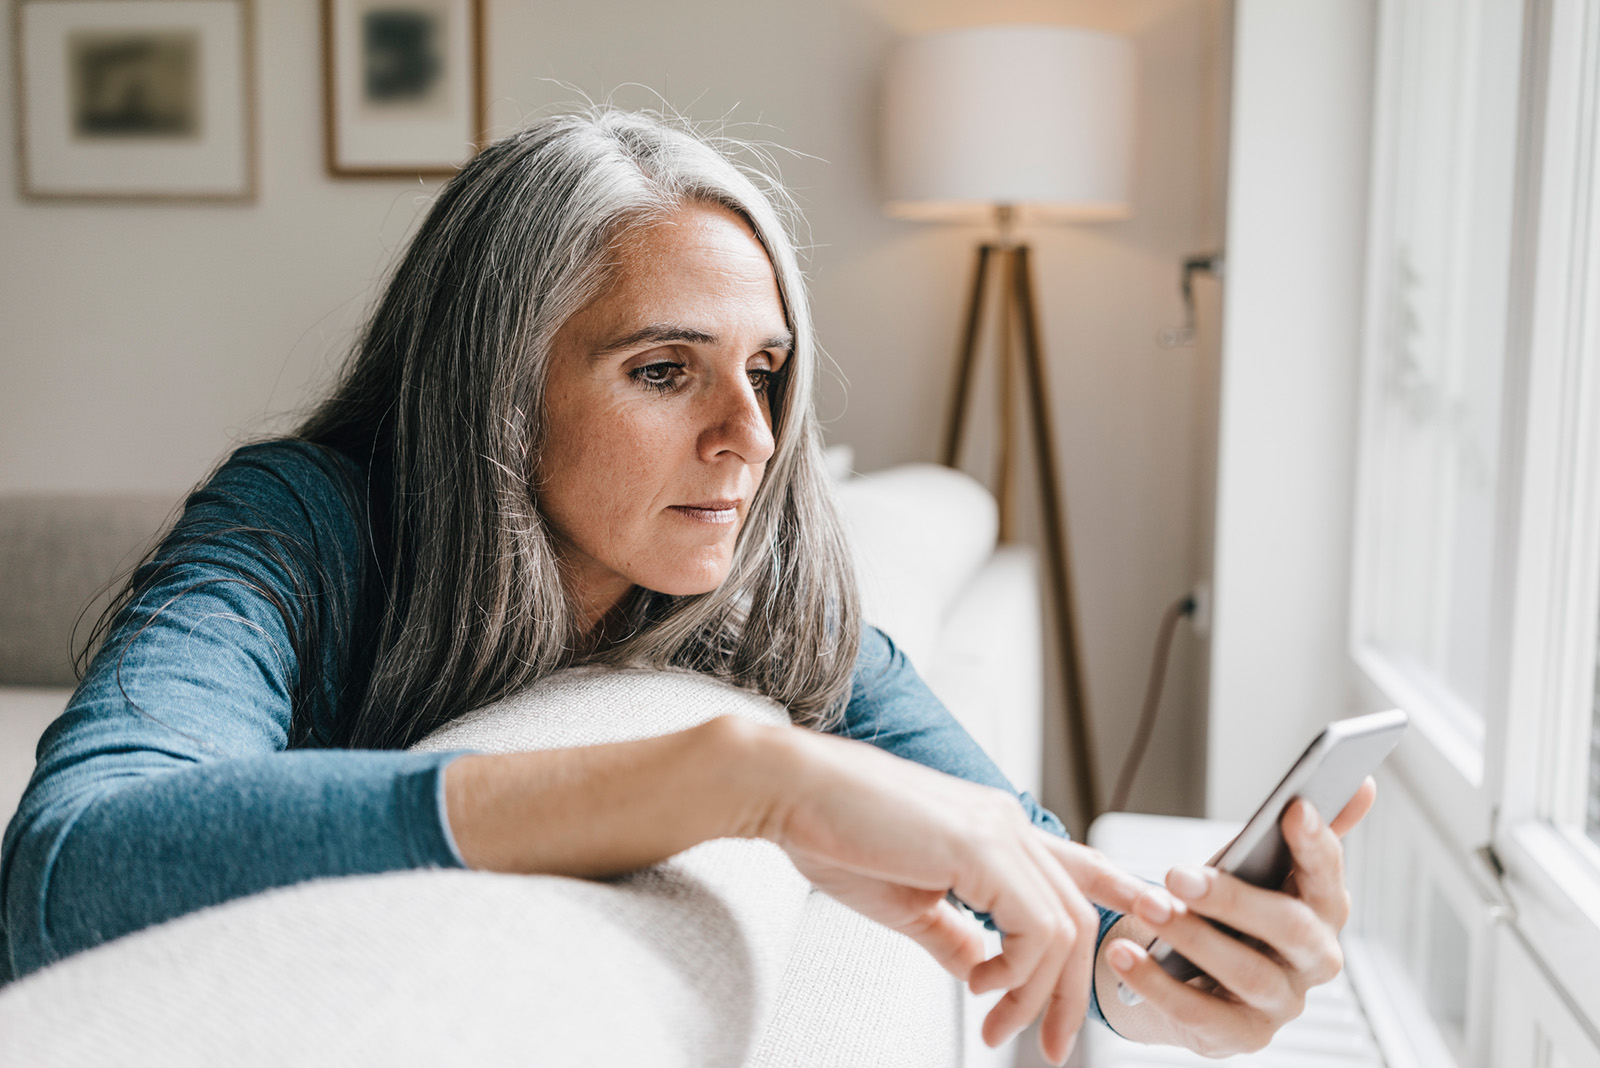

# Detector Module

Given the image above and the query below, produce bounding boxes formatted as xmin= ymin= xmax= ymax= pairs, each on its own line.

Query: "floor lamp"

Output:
xmin=883 ymin=25 xmax=1136 ymax=833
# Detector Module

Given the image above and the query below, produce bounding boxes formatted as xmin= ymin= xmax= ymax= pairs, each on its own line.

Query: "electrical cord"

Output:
xmin=1108 ymin=591 xmax=1198 ymax=813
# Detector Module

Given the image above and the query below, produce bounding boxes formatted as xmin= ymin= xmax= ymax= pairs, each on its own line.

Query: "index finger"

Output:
xmin=1035 ymin=835 xmax=1154 ymax=915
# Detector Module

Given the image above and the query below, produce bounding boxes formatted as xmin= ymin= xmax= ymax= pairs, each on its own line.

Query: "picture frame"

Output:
xmin=322 ymin=0 xmax=485 ymax=178
xmin=12 ymin=0 xmax=257 ymax=201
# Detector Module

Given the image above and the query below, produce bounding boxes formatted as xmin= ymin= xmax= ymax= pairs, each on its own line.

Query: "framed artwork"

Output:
xmin=12 ymin=0 xmax=256 ymax=201
xmin=322 ymin=0 xmax=485 ymax=177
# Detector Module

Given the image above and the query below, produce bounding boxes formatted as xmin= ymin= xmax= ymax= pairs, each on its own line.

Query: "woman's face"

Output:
xmin=538 ymin=203 xmax=789 ymax=631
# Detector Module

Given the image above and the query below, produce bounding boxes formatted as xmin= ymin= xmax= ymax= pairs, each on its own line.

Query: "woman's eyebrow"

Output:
xmin=591 ymin=323 xmax=793 ymax=356
xmin=594 ymin=324 xmax=715 ymax=353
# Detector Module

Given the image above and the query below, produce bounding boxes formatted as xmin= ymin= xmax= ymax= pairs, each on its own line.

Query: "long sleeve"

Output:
xmin=835 ymin=624 xmax=1122 ymax=1025
xmin=0 ymin=443 xmax=468 ymax=984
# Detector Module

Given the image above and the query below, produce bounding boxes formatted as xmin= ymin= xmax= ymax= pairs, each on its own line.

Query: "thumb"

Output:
xmin=893 ymin=897 xmax=989 ymax=981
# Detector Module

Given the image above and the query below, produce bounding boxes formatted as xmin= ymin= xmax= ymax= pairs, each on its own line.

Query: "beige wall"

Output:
xmin=0 ymin=0 xmax=1228 ymax=824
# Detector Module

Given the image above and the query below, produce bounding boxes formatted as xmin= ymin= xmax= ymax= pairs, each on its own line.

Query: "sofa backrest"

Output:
xmin=0 ymin=495 xmax=175 ymax=686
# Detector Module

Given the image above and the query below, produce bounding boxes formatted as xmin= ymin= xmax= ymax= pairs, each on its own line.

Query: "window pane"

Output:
xmin=1360 ymin=0 xmax=1522 ymax=730
xmin=1589 ymin=665 xmax=1600 ymax=848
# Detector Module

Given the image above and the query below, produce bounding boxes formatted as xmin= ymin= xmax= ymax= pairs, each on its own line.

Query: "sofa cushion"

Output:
xmin=0 ymin=687 xmax=72 ymax=824
xmin=835 ymin=464 xmax=998 ymax=670
xmin=0 ymin=495 xmax=174 ymax=687
xmin=920 ymin=545 xmax=1044 ymax=798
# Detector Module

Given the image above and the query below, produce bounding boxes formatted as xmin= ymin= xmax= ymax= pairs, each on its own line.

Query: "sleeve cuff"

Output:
xmin=1088 ymin=907 xmax=1125 ymax=1030
xmin=403 ymin=751 xmax=473 ymax=870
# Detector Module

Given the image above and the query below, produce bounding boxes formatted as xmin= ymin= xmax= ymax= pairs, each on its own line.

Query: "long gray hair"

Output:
xmin=297 ymin=109 xmax=861 ymax=749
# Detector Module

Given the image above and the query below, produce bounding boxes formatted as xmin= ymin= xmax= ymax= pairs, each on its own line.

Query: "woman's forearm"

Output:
xmin=2 ymin=749 xmax=466 ymax=981
xmin=443 ymin=714 xmax=781 ymax=877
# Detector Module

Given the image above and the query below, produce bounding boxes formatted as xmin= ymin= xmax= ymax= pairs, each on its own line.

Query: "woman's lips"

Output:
xmin=669 ymin=500 xmax=741 ymax=524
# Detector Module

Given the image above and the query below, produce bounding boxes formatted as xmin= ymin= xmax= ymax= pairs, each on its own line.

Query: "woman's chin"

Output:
xmin=640 ymin=556 xmax=734 ymax=597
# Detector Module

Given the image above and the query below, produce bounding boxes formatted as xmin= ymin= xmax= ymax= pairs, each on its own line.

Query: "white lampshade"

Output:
xmin=883 ymin=25 xmax=1135 ymax=223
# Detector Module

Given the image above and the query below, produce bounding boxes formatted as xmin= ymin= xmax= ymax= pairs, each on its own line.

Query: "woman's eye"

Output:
xmin=629 ymin=362 xmax=686 ymax=392
xmin=748 ymin=369 xmax=774 ymax=395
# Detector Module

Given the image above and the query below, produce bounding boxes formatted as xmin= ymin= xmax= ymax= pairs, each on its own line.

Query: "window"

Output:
xmin=1352 ymin=0 xmax=1521 ymax=787
xmin=1347 ymin=0 xmax=1600 ymax=1061
xmin=1589 ymin=680 xmax=1600 ymax=846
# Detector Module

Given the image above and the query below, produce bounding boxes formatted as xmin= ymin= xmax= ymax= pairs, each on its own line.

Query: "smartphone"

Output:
xmin=1145 ymin=708 xmax=1409 ymax=986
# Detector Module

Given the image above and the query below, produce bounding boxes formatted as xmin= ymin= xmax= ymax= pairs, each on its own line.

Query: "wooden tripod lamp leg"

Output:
xmin=942 ymin=244 xmax=994 ymax=467
xmin=1011 ymin=245 xmax=1101 ymax=831
xmin=995 ymin=249 xmax=1019 ymax=542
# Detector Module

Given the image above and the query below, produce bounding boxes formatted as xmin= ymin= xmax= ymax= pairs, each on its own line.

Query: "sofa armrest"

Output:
xmin=0 ymin=668 xmax=819 ymax=1067
xmin=921 ymin=545 xmax=1044 ymax=799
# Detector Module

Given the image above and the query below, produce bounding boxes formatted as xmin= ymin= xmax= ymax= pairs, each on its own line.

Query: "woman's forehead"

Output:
xmin=567 ymin=204 xmax=787 ymax=345
xmin=615 ymin=204 xmax=769 ymax=273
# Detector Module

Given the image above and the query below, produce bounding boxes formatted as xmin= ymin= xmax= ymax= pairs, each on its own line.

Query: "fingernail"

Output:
xmin=1116 ymin=980 xmax=1144 ymax=1006
xmin=1058 ymin=1032 xmax=1078 ymax=1066
xmin=1134 ymin=889 xmax=1173 ymax=925
xmin=1302 ymin=801 xmax=1322 ymax=834
xmin=1169 ymin=864 xmax=1208 ymax=900
xmin=1107 ymin=940 xmax=1138 ymax=971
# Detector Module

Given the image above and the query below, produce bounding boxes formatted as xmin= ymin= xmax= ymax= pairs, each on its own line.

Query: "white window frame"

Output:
xmin=1490 ymin=926 xmax=1600 ymax=1068
xmin=1492 ymin=0 xmax=1600 ymax=1030
xmin=1348 ymin=0 xmax=1600 ymax=1060
xmin=1348 ymin=0 xmax=1524 ymax=856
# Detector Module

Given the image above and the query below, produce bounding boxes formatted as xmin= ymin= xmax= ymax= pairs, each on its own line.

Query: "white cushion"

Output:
xmin=747 ymin=889 xmax=963 ymax=1067
xmin=920 ymin=546 xmax=1044 ymax=798
xmin=0 ymin=864 xmax=785 ymax=1067
xmin=0 ymin=668 xmax=971 ymax=1067
xmin=0 ymin=670 xmax=814 ymax=1066
xmin=836 ymin=464 xmax=999 ymax=669
xmin=413 ymin=663 xmax=788 ymax=751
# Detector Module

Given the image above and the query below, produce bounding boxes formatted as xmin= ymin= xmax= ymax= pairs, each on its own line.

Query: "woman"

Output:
xmin=0 ymin=110 xmax=1371 ymax=1065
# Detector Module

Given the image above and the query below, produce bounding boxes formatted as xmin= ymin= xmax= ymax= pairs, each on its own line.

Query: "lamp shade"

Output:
xmin=883 ymin=25 xmax=1135 ymax=222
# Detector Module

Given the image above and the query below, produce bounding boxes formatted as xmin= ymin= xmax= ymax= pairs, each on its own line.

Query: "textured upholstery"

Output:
xmin=414 ymin=663 xmax=787 ymax=752
xmin=0 ymin=666 xmax=963 ymax=1067
xmin=749 ymin=887 xmax=965 ymax=1067
xmin=0 ymin=494 xmax=174 ymax=686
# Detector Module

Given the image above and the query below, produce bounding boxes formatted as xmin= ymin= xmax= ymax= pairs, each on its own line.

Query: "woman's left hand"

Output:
xmin=1097 ymin=777 xmax=1378 ymax=1056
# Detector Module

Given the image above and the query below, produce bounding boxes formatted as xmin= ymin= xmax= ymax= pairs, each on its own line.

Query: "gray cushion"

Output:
xmin=0 ymin=495 xmax=175 ymax=686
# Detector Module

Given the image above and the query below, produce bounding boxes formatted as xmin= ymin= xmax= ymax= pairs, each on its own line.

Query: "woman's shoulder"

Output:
xmin=163 ymin=438 xmax=373 ymax=575
xmin=207 ymin=438 xmax=366 ymax=501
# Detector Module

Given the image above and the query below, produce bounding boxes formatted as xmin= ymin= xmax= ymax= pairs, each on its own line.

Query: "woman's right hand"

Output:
xmin=747 ymin=720 xmax=1153 ymax=1065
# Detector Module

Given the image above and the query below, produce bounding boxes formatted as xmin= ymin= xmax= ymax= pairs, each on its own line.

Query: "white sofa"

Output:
xmin=0 ymin=462 xmax=1047 ymax=1067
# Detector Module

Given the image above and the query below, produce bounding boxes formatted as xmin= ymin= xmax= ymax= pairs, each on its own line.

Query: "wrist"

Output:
xmin=1095 ymin=915 xmax=1170 ymax=1044
xmin=702 ymin=713 xmax=811 ymax=845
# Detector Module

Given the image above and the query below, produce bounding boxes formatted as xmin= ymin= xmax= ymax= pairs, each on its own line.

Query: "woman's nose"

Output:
xmin=698 ymin=372 xmax=775 ymax=465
